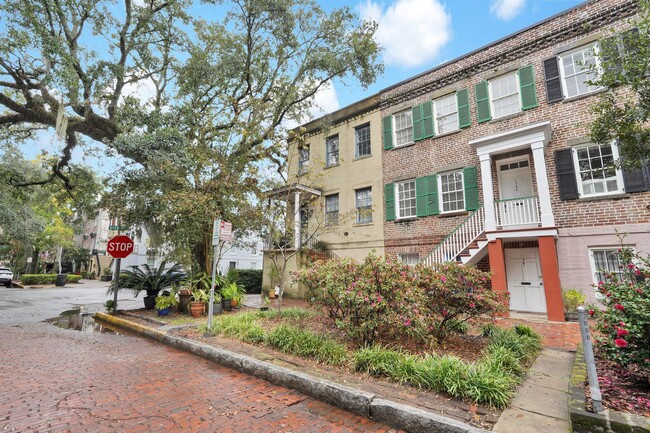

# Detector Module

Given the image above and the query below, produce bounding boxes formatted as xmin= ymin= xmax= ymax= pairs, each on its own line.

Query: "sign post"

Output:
xmin=106 ymin=235 xmax=135 ymax=314
xmin=208 ymin=220 xmax=232 ymax=330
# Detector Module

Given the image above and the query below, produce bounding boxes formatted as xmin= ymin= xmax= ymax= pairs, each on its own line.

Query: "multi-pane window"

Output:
xmin=355 ymin=124 xmax=371 ymax=158
xmin=398 ymin=253 xmax=419 ymax=266
xmin=396 ymin=180 xmax=416 ymax=219
xmin=326 ymin=135 xmax=339 ymax=167
xmin=573 ymin=143 xmax=623 ymax=196
xmin=298 ymin=146 xmax=309 ymax=175
xmin=490 ymin=72 xmax=520 ymax=118
xmin=559 ymin=43 xmax=600 ymax=98
xmin=590 ymin=247 xmax=633 ymax=299
xmin=439 ymin=171 xmax=465 ymax=213
xmin=433 ymin=94 xmax=458 ymax=134
xmin=393 ymin=110 xmax=413 ymax=147
xmin=325 ymin=194 xmax=339 ymax=225
xmin=355 ymin=187 xmax=372 ymax=223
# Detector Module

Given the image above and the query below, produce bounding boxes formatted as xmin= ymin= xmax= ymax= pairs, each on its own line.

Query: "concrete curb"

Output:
xmin=96 ymin=312 xmax=488 ymax=433
xmin=569 ymin=345 xmax=650 ymax=433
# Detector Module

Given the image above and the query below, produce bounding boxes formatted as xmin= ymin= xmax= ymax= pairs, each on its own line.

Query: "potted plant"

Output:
xmin=260 ymin=295 xmax=271 ymax=311
xmin=107 ymin=259 xmax=186 ymax=310
xmin=220 ymin=281 xmax=244 ymax=310
xmin=155 ymin=292 xmax=178 ymax=316
xmin=189 ymin=288 xmax=209 ymax=318
xmin=562 ymin=288 xmax=586 ymax=321
xmin=207 ymin=292 xmax=223 ymax=315
xmin=101 ymin=267 xmax=113 ymax=282
xmin=177 ymin=282 xmax=193 ymax=313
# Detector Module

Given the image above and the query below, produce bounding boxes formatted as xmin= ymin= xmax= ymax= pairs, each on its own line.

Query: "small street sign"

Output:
xmin=106 ymin=235 xmax=135 ymax=259
xmin=109 ymin=225 xmax=128 ymax=230
xmin=219 ymin=221 xmax=233 ymax=241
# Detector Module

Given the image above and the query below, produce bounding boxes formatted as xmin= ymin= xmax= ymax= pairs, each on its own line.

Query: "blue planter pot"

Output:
xmin=157 ymin=307 xmax=170 ymax=316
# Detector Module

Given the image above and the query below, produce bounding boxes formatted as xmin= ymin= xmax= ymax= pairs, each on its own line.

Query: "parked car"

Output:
xmin=0 ymin=267 xmax=13 ymax=287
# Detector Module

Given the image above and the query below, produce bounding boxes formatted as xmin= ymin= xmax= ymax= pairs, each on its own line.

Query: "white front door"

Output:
xmin=505 ymin=248 xmax=546 ymax=313
xmin=497 ymin=158 xmax=537 ymax=227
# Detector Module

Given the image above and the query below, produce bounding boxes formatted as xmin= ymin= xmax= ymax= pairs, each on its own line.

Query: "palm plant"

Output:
xmin=108 ymin=259 xmax=186 ymax=298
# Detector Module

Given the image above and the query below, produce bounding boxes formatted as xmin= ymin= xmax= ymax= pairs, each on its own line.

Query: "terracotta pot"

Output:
xmin=230 ymin=299 xmax=238 ymax=309
xmin=189 ymin=301 xmax=204 ymax=318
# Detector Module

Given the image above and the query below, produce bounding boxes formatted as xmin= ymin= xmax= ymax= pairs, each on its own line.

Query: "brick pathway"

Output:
xmin=497 ymin=316 xmax=581 ymax=351
xmin=0 ymin=323 xmax=400 ymax=433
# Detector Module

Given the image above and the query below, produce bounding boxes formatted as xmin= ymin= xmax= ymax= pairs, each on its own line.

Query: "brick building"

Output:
xmin=267 ymin=0 xmax=649 ymax=318
xmin=380 ymin=0 xmax=648 ymax=320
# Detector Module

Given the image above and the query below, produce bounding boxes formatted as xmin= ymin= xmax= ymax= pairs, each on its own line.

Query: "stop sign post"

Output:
xmin=107 ymin=235 xmax=135 ymax=314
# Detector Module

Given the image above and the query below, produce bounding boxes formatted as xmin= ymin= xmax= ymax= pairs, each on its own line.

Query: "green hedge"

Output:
xmin=20 ymin=274 xmax=82 ymax=284
xmin=227 ymin=269 xmax=262 ymax=294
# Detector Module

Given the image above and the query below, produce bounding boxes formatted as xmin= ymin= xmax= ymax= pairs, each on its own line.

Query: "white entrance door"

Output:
xmin=497 ymin=158 xmax=537 ymax=227
xmin=505 ymin=248 xmax=546 ymax=313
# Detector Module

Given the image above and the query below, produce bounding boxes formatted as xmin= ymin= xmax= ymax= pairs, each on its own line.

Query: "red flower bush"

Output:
xmin=592 ymin=247 xmax=650 ymax=382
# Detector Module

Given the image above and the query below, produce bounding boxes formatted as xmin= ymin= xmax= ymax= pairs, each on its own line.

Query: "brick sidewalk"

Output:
xmin=0 ymin=323 xmax=400 ymax=433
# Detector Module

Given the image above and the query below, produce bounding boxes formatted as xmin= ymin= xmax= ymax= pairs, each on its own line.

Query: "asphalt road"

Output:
xmin=0 ymin=281 xmax=397 ymax=432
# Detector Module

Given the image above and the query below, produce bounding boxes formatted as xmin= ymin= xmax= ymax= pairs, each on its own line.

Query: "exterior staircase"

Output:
xmin=420 ymin=206 xmax=488 ymax=266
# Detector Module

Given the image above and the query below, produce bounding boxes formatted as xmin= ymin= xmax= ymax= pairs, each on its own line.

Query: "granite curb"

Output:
xmin=569 ymin=344 xmax=650 ymax=433
xmin=95 ymin=312 xmax=488 ymax=433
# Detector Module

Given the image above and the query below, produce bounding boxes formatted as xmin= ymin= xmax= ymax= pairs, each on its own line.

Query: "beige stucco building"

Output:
xmin=262 ymin=95 xmax=385 ymax=297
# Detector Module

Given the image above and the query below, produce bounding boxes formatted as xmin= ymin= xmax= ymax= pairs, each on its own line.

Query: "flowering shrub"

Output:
xmin=592 ymin=248 xmax=650 ymax=381
xmin=295 ymin=254 xmax=424 ymax=346
xmin=418 ymin=262 xmax=508 ymax=342
xmin=295 ymin=253 xmax=506 ymax=347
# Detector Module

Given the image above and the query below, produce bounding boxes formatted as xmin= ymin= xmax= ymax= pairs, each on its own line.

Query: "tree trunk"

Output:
xmin=29 ymin=249 xmax=39 ymax=274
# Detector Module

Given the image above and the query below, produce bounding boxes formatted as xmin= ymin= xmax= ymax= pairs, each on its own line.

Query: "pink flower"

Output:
xmin=441 ymin=276 xmax=447 ymax=283
xmin=628 ymin=264 xmax=635 ymax=270
xmin=617 ymin=328 xmax=629 ymax=337
xmin=614 ymin=338 xmax=628 ymax=348
xmin=469 ymin=302 xmax=476 ymax=308
xmin=614 ymin=303 xmax=624 ymax=311
xmin=588 ymin=309 xmax=595 ymax=317
xmin=619 ymin=321 xmax=626 ymax=327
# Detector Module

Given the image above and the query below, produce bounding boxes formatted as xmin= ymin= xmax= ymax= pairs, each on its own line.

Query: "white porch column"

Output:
xmin=531 ymin=141 xmax=555 ymax=227
xmin=293 ymin=191 xmax=301 ymax=249
xmin=480 ymin=154 xmax=497 ymax=231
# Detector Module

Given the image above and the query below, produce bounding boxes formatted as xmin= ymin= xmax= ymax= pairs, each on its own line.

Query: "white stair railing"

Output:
xmin=421 ymin=206 xmax=485 ymax=267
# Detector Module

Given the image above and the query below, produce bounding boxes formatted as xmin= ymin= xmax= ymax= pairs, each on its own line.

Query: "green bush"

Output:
xmin=295 ymin=253 xmax=507 ymax=346
xmin=227 ymin=269 xmax=262 ymax=294
xmin=266 ymin=324 xmax=348 ymax=366
xmin=20 ymin=274 xmax=57 ymax=284
xmin=20 ymin=274 xmax=81 ymax=284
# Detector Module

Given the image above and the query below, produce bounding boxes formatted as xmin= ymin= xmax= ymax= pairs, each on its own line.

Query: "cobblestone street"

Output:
xmin=0 ymin=323 xmax=397 ymax=433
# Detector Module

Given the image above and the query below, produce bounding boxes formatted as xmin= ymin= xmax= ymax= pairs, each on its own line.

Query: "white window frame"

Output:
xmin=395 ymin=180 xmax=416 ymax=219
xmin=355 ymin=187 xmax=372 ymax=224
xmin=488 ymin=71 xmax=521 ymax=119
xmin=326 ymin=135 xmax=339 ymax=167
xmin=438 ymin=170 xmax=465 ymax=214
xmin=433 ymin=93 xmax=459 ymax=135
xmin=392 ymin=110 xmax=413 ymax=147
xmin=558 ymin=42 xmax=602 ymax=99
xmin=298 ymin=146 xmax=309 ymax=175
xmin=588 ymin=246 xmax=634 ymax=298
xmin=325 ymin=194 xmax=339 ymax=225
xmin=572 ymin=142 xmax=624 ymax=198
xmin=355 ymin=124 xmax=371 ymax=158
xmin=398 ymin=253 xmax=419 ymax=266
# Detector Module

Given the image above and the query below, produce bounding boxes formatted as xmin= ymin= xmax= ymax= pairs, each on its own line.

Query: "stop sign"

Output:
xmin=107 ymin=235 xmax=134 ymax=259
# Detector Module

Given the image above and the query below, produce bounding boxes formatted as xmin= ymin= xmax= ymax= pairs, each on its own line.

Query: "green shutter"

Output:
xmin=519 ymin=65 xmax=538 ymax=110
xmin=416 ymin=177 xmax=428 ymax=217
xmin=457 ymin=88 xmax=471 ymax=128
xmin=475 ymin=81 xmax=491 ymax=123
xmin=383 ymin=116 xmax=393 ymax=150
xmin=385 ymin=183 xmax=395 ymax=221
xmin=412 ymin=104 xmax=424 ymax=142
xmin=422 ymin=101 xmax=434 ymax=139
xmin=463 ymin=166 xmax=479 ymax=211
xmin=426 ymin=174 xmax=439 ymax=215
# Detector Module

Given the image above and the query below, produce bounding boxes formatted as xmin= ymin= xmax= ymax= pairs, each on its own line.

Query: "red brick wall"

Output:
xmin=381 ymin=0 xmax=648 ymax=256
